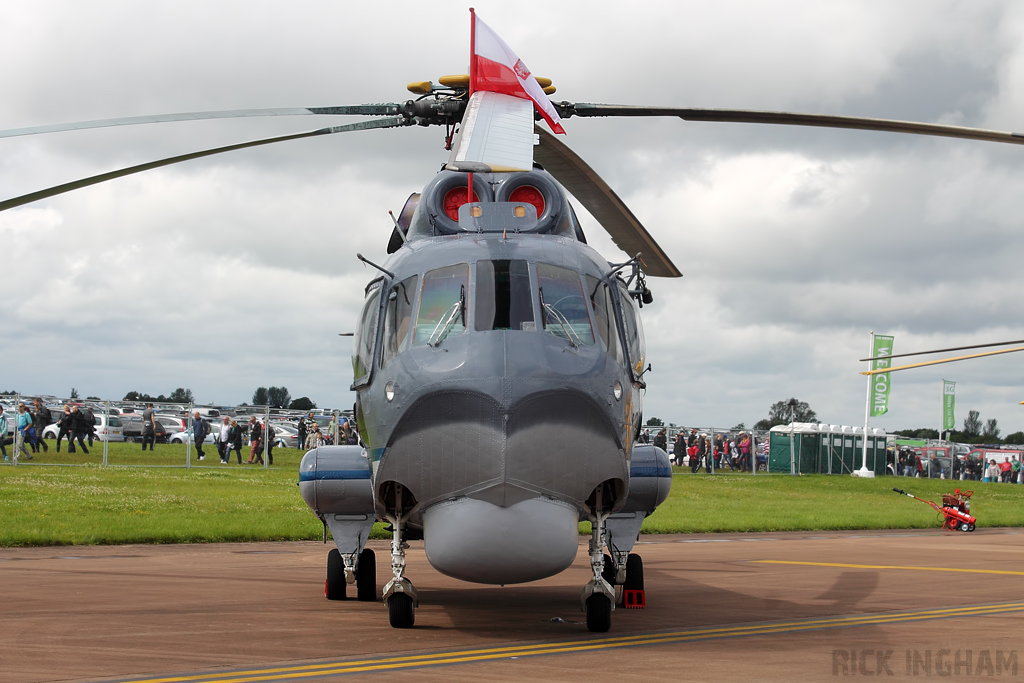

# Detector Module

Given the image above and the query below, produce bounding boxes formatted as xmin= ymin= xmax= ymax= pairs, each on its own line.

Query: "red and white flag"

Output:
xmin=470 ymin=12 xmax=565 ymax=135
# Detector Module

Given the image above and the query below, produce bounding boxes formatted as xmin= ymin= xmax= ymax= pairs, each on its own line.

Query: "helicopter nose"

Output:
xmin=422 ymin=496 xmax=579 ymax=584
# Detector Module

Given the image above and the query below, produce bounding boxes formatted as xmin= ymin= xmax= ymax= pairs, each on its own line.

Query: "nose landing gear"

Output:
xmin=383 ymin=483 xmax=418 ymax=628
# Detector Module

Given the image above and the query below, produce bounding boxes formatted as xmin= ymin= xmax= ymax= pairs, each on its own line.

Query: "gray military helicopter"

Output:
xmin=4 ymin=70 xmax=1024 ymax=634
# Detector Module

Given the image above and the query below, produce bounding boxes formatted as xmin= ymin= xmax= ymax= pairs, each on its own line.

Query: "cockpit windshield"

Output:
xmin=414 ymin=264 xmax=468 ymax=346
xmin=536 ymin=263 xmax=595 ymax=346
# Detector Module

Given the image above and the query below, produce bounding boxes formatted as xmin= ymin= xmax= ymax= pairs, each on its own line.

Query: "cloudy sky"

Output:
xmin=3 ymin=0 xmax=1024 ymax=434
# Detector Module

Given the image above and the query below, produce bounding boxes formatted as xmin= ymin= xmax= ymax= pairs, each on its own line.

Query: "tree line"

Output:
xmin=647 ymin=398 xmax=1024 ymax=444
xmin=246 ymin=386 xmax=316 ymax=411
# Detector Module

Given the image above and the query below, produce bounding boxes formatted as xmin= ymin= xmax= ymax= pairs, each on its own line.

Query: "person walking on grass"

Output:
xmin=0 ymin=405 xmax=9 ymax=462
xmin=265 ymin=423 xmax=275 ymax=466
xmin=84 ymin=406 xmax=97 ymax=447
xmin=31 ymin=398 xmax=50 ymax=453
xmin=247 ymin=416 xmax=263 ymax=464
xmin=217 ymin=416 xmax=231 ymax=464
xmin=192 ymin=411 xmax=208 ymax=462
xmin=305 ymin=424 xmax=322 ymax=450
xmin=55 ymin=405 xmax=73 ymax=453
xmin=141 ymin=403 xmax=157 ymax=451
xmin=14 ymin=403 xmax=34 ymax=463
xmin=229 ymin=419 xmax=243 ymax=464
xmin=297 ymin=416 xmax=307 ymax=452
xmin=69 ymin=405 xmax=90 ymax=454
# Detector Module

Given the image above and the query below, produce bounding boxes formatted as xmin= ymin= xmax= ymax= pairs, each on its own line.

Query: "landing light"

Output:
xmin=385 ymin=381 xmax=396 ymax=403
xmin=509 ymin=185 xmax=545 ymax=217
xmin=613 ymin=381 xmax=622 ymax=401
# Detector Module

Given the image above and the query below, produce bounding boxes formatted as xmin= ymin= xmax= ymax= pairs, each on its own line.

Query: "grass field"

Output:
xmin=2 ymin=444 xmax=1023 ymax=547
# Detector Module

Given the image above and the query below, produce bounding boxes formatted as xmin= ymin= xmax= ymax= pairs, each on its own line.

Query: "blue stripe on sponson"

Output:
xmin=630 ymin=465 xmax=673 ymax=478
xmin=299 ymin=469 xmax=372 ymax=482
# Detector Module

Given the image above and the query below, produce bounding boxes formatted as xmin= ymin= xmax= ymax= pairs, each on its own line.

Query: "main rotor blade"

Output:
xmin=561 ymin=104 xmax=1024 ymax=146
xmin=0 ymin=105 xmax=402 ymax=139
xmin=534 ymin=126 xmax=681 ymax=278
xmin=0 ymin=117 xmax=407 ymax=212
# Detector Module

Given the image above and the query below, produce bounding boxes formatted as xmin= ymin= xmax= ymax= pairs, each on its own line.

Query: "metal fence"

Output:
xmin=2 ymin=395 xmax=774 ymax=475
xmin=0 ymin=394 xmax=342 ymax=469
xmin=640 ymin=426 xmax=771 ymax=475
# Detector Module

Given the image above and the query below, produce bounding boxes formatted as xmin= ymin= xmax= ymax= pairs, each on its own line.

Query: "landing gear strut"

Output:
xmin=581 ymin=486 xmax=616 ymax=632
xmin=382 ymin=483 xmax=418 ymax=628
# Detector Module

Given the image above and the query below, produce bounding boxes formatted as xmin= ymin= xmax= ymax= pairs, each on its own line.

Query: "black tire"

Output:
xmin=968 ymin=523 xmax=976 ymax=532
xmin=125 ymin=436 xmax=136 ymax=444
xmin=585 ymin=593 xmax=612 ymax=633
xmin=960 ymin=522 xmax=970 ymax=532
xmin=326 ymin=548 xmax=346 ymax=600
xmin=601 ymin=554 xmax=616 ymax=586
xmin=356 ymin=548 xmax=377 ymax=602
xmin=388 ymin=592 xmax=415 ymax=628
xmin=624 ymin=553 xmax=644 ymax=592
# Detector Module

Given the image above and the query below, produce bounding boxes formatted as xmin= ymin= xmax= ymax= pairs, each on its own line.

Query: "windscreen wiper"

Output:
xmin=539 ymin=288 xmax=581 ymax=349
xmin=428 ymin=285 xmax=465 ymax=348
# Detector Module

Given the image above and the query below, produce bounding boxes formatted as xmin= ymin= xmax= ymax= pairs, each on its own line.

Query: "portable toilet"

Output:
xmin=769 ymin=423 xmax=822 ymax=474
xmin=818 ymin=425 xmax=844 ymax=474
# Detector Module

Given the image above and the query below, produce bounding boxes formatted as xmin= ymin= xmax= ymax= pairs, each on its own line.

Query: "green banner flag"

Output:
xmin=870 ymin=335 xmax=894 ymax=417
xmin=943 ymin=380 xmax=956 ymax=430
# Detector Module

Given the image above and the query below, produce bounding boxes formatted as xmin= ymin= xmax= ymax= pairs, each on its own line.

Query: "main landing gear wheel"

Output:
xmin=388 ymin=592 xmax=415 ymax=628
xmin=325 ymin=548 xmax=346 ymax=600
xmin=356 ymin=548 xmax=377 ymax=602
xmin=585 ymin=593 xmax=612 ymax=633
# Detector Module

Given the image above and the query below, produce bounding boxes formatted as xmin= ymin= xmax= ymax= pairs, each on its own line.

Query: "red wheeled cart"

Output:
xmin=893 ymin=488 xmax=976 ymax=532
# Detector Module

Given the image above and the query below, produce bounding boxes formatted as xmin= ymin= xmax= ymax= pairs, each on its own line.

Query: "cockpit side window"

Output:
xmin=536 ymin=263 xmax=596 ymax=345
xmin=586 ymin=275 xmax=623 ymax=364
xmin=414 ymin=264 xmax=468 ymax=346
xmin=475 ymin=260 xmax=535 ymax=331
xmin=616 ymin=281 xmax=646 ymax=379
xmin=352 ymin=282 xmax=382 ymax=386
xmin=381 ymin=275 xmax=418 ymax=368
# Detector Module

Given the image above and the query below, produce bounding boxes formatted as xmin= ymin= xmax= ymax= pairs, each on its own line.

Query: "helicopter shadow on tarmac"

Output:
xmin=413 ymin=555 xmax=883 ymax=646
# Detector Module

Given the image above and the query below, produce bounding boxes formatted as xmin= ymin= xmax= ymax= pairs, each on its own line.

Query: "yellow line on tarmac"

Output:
xmin=754 ymin=560 xmax=1024 ymax=576
xmin=106 ymin=602 xmax=1024 ymax=683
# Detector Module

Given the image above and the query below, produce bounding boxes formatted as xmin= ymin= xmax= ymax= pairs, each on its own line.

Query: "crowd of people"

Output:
xmin=180 ymin=409 xmax=359 ymax=465
xmin=895 ymin=448 xmax=1023 ymax=483
xmin=642 ymin=427 xmax=762 ymax=472
xmin=1 ymin=399 xmax=101 ymax=463
xmin=2 ymin=400 xmax=360 ymax=466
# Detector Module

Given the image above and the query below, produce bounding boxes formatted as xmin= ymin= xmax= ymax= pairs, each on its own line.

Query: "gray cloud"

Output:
xmin=3 ymin=0 xmax=1024 ymax=435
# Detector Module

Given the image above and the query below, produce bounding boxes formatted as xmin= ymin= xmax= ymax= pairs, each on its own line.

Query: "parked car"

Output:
xmin=42 ymin=414 xmax=124 ymax=442
xmin=270 ymin=423 xmax=299 ymax=449
xmin=168 ymin=427 xmax=216 ymax=445
xmin=156 ymin=415 xmax=186 ymax=436
xmin=120 ymin=415 xmax=168 ymax=443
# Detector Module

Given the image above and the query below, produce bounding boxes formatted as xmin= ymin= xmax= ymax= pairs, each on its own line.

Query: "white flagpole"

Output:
xmin=855 ymin=331 xmax=876 ymax=477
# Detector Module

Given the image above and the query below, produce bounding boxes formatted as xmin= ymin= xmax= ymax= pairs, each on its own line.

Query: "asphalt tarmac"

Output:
xmin=3 ymin=528 xmax=1023 ymax=683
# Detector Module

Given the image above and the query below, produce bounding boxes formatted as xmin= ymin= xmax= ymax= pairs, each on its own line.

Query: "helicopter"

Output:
xmin=4 ymin=12 xmax=1024 ymax=634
